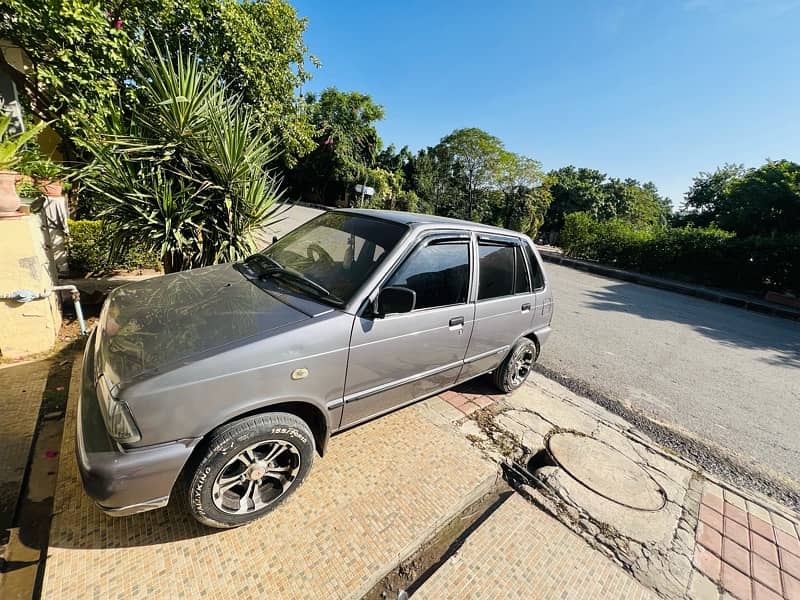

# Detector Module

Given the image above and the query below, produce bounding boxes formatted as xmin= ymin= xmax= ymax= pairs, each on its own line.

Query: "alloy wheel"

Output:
xmin=211 ymin=439 xmax=301 ymax=515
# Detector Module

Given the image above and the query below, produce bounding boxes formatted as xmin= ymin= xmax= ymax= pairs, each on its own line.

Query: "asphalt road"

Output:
xmin=539 ymin=263 xmax=800 ymax=487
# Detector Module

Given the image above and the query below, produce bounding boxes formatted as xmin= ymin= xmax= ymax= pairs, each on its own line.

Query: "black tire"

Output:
xmin=187 ymin=412 xmax=315 ymax=528
xmin=492 ymin=337 xmax=538 ymax=393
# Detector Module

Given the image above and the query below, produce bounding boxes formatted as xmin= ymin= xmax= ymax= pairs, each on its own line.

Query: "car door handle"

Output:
xmin=449 ymin=316 xmax=465 ymax=327
xmin=521 ymin=303 xmax=532 ymax=313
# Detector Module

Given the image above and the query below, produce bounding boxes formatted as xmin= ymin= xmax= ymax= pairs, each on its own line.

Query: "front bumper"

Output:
xmin=76 ymin=330 xmax=200 ymax=516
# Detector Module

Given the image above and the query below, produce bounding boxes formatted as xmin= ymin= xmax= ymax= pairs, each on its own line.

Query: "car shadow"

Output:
xmin=582 ymin=283 xmax=800 ymax=369
xmin=452 ymin=376 xmax=507 ymax=398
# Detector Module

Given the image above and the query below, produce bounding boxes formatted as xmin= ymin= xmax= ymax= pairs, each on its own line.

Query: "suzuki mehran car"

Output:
xmin=77 ymin=209 xmax=554 ymax=528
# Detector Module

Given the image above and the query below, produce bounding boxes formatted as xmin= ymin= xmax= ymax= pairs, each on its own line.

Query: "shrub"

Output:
xmin=559 ymin=212 xmax=799 ymax=294
xmin=67 ymin=220 xmax=160 ymax=274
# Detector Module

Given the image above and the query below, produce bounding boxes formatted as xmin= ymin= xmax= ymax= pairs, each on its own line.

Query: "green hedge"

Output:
xmin=68 ymin=220 xmax=161 ymax=274
xmin=560 ymin=212 xmax=800 ymax=294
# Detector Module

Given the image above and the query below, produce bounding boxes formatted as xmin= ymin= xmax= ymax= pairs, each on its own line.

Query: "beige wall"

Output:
xmin=0 ymin=214 xmax=61 ymax=358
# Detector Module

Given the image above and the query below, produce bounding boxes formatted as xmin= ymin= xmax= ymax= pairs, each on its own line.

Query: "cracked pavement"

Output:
xmin=426 ymin=373 xmax=800 ymax=599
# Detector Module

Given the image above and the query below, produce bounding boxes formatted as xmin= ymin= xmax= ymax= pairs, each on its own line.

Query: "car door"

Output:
xmin=458 ymin=235 xmax=535 ymax=382
xmin=341 ymin=232 xmax=474 ymax=428
xmin=527 ymin=244 xmax=553 ymax=331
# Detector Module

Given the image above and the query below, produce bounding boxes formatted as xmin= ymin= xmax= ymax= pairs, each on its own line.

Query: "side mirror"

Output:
xmin=376 ymin=286 xmax=416 ymax=316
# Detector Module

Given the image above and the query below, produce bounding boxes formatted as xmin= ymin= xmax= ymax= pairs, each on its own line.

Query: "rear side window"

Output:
xmin=525 ymin=244 xmax=545 ymax=290
xmin=514 ymin=246 xmax=531 ymax=294
xmin=478 ymin=244 xmax=515 ymax=300
xmin=387 ymin=241 xmax=470 ymax=310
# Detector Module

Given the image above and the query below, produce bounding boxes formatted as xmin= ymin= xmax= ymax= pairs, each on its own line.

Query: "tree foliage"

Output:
xmin=680 ymin=160 xmax=800 ymax=237
xmin=680 ymin=163 xmax=746 ymax=227
xmin=0 ymin=0 xmax=315 ymax=161
xmin=543 ymin=166 xmax=670 ymax=232
xmin=719 ymin=160 xmax=800 ymax=236
xmin=438 ymin=128 xmax=504 ymax=220
xmin=79 ymin=48 xmax=283 ymax=273
xmin=289 ymin=88 xmax=385 ymax=206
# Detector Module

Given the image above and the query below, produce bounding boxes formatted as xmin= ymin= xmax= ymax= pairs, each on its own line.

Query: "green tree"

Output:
xmin=495 ymin=151 xmax=544 ymax=228
xmin=0 ymin=0 xmax=315 ymax=162
xmin=438 ymin=127 xmax=504 ymax=220
xmin=603 ymin=178 xmax=670 ymax=228
xmin=543 ymin=166 xmax=609 ymax=231
xmin=289 ymin=88 xmax=385 ymax=206
xmin=681 ymin=163 xmax=746 ymax=227
xmin=410 ymin=145 xmax=461 ymax=217
xmin=79 ymin=48 xmax=283 ymax=272
xmin=721 ymin=160 xmax=800 ymax=236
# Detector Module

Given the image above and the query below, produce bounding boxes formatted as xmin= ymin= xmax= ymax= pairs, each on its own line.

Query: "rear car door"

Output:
xmin=524 ymin=243 xmax=553 ymax=331
xmin=458 ymin=235 xmax=534 ymax=382
xmin=342 ymin=232 xmax=474 ymax=427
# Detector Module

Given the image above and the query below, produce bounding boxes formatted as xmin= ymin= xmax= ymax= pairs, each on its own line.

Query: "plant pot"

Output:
xmin=0 ymin=170 xmax=22 ymax=216
xmin=36 ymin=178 xmax=63 ymax=197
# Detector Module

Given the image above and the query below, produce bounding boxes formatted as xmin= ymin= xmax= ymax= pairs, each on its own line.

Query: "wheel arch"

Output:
xmin=183 ymin=399 xmax=330 ymax=479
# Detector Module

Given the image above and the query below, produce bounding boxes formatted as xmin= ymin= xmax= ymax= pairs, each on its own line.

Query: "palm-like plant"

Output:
xmin=79 ymin=47 xmax=284 ymax=273
xmin=0 ymin=111 xmax=46 ymax=171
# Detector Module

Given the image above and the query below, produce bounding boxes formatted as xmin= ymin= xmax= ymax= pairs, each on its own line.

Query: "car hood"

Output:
xmin=97 ymin=264 xmax=311 ymax=385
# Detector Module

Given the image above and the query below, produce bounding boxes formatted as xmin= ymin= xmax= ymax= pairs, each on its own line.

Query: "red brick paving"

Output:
xmin=753 ymin=514 xmax=778 ymax=542
xmin=752 ymin=531 xmax=780 ymax=565
xmin=753 ymin=553 xmax=783 ymax=593
xmin=755 ymin=581 xmax=784 ymax=600
xmin=704 ymin=491 xmax=725 ymax=513
xmin=727 ymin=502 xmax=750 ymax=527
xmin=723 ymin=562 xmax=753 ymax=600
xmin=699 ymin=521 xmax=723 ymax=555
xmin=695 ymin=543 xmax=722 ymax=581
xmin=776 ymin=529 xmax=800 ymax=557
xmin=439 ymin=390 xmax=501 ymax=416
xmin=701 ymin=502 xmax=725 ymax=532
xmin=781 ymin=548 xmax=800 ymax=580
xmin=727 ymin=517 xmax=752 ymax=548
xmin=724 ymin=537 xmax=751 ymax=575
xmin=697 ymin=484 xmax=800 ymax=600
xmin=784 ymin=571 xmax=800 ymax=600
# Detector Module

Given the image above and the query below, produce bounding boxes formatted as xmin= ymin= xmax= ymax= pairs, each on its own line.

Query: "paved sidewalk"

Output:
xmin=414 ymin=493 xmax=656 ymax=599
xmin=0 ymin=361 xmax=49 ymax=529
xmin=40 ymin=357 xmax=497 ymax=600
xmin=693 ymin=481 xmax=800 ymax=600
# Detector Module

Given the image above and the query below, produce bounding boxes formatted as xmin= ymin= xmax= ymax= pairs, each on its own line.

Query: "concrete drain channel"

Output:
xmin=529 ymin=431 xmax=667 ymax=512
xmin=363 ymin=481 xmax=512 ymax=600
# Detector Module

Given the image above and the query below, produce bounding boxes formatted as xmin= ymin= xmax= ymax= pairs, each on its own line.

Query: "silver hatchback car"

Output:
xmin=77 ymin=209 xmax=554 ymax=527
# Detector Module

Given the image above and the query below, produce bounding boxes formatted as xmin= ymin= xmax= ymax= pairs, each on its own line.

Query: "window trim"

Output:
xmin=523 ymin=242 xmax=546 ymax=292
xmin=366 ymin=231 xmax=473 ymax=316
xmin=475 ymin=238 xmax=532 ymax=302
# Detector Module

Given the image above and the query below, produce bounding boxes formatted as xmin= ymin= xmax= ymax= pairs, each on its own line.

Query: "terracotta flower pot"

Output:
xmin=36 ymin=178 xmax=63 ymax=197
xmin=0 ymin=170 xmax=22 ymax=216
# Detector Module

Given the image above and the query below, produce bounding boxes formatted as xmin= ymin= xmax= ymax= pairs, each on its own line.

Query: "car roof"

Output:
xmin=334 ymin=208 xmax=528 ymax=238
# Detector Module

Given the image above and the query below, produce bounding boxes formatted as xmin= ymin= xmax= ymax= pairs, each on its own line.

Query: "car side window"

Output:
xmin=477 ymin=244 xmax=515 ymax=300
xmin=514 ymin=246 xmax=531 ymax=294
xmin=386 ymin=241 xmax=470 ymax=310
xmin=524 ymin=244 xmax=545 ymax=290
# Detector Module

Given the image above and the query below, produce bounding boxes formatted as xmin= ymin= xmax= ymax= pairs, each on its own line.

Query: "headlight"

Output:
xmin=96 ymin=376 xmax=141 ymax=444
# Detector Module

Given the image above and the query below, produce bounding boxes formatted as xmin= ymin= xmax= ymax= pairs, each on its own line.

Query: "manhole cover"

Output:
xmin=546 ymin=432 xmax=666 ymax=511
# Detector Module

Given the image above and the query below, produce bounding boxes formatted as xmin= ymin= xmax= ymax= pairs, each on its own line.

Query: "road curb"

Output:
xmin=352 ymin=468 xmax=500 ymax=599
xmin=539 ymin=250 xmax=800 ymax=321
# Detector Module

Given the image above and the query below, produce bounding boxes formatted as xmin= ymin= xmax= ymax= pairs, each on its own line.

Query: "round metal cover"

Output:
xmin=546 ymin=432 xmax=666 ymax=511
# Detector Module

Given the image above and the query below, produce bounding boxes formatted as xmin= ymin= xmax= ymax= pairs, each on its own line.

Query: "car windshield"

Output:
xmin=246 ymin=212 xmax=407 ymax=305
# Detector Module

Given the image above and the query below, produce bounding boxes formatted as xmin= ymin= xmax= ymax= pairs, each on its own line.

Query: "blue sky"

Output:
xmin=293 ymin=0 xmax=800 ymax=205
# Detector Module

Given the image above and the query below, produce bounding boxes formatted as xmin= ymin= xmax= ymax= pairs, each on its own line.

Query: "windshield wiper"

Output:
xmin=242 ymin=253 xmax=283 ymax=273
xmin=260 ymin=267 xmax=342 ymax=305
